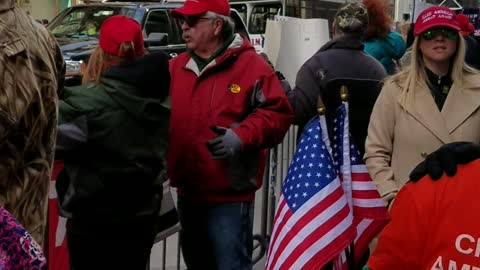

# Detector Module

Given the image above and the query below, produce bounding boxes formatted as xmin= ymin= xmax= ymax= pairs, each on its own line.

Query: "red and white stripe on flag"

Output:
xmin=265 ymin=115 xmax=356 ymax=270
xmin=48 ymin=160 xmax=70 ymax=270
xmin=331 ymin=102 xmax=389 ymax=269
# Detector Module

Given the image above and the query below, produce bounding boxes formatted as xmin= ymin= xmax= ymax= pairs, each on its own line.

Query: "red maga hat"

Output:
xmin=99 ymin=15 xmax=144 ymax=58
xmin=170 ymin=0 xmax=230 ymax=17
xmin=414 ymin=6 xmax=461 ymax=36
xmin=456 ymin=13 xmax=475 ymax=34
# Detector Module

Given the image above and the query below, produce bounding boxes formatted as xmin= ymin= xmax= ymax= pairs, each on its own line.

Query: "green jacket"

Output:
xmin=56 ymin=52 xmax=170 ymax=220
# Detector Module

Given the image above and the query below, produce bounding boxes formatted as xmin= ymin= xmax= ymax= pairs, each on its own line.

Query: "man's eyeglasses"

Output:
xmin=179 ymin=16 xmax=212 ymax=27
xmin=421 ymin=28 xmax=458 ymax=41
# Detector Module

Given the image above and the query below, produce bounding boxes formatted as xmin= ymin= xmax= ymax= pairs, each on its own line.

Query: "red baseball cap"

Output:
xmin=414 ymin=6 xmax=461 ymax=36
xmin=170 ymin=0 xmax=230 ymax=17
xmin=456 ymin=13 xmax=474 ymax=33
xmin=99 ymin=15 xmax=144 ymax=58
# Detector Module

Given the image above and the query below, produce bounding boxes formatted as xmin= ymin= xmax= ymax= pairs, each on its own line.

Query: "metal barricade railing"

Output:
xmin=250 ymin=125 xmax=298 ymax=265
xmin=149 ymin=126 xmax=298 ymax=270
xmin=148 ymin=223 xmax=182 ymax=270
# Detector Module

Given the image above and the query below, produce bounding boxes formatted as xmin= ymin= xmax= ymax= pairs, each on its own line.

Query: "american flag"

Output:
xmin=331 ymin=102 xmax=389 ymax=269
xmin=265 ymin=116 xmax=356 ymax=270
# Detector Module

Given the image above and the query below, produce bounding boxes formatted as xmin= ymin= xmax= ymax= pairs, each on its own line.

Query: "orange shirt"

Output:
xmin=367 ymin=160 xmax=480 ymax=270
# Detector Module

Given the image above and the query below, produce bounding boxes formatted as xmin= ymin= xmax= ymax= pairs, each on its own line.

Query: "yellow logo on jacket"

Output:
xmin=228 ymin=84 xmax=241 ymax=94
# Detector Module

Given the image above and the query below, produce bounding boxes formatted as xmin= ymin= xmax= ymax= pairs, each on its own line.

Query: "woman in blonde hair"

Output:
xmin=55 ymin=15 xmax=171 ymax=269
xmin=364 ymin=6 xmax=480 ymax=208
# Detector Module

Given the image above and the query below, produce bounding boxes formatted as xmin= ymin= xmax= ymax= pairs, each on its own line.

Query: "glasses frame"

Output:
xmin=179 ymin=16 xmax=213 ymax=27
xmin=421 ymin=28 xmax=459 ymax=41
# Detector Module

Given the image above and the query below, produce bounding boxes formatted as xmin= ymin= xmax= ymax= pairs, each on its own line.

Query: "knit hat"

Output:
xmin=414 ymin=6 xmax=460 ymax=36
xmin=99 ymin=15 xmax=144 ymax=58
xmin=334 ymin=2 xmax=369 ymax=34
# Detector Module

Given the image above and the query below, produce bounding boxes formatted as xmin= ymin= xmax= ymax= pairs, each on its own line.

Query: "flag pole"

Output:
xmin=317 ymin=96 xmax=334 ymax=156
xmin=316 ymin=95 xmax=325 ymax=115
xmin=340 ymin=86 xmax=355 ymax=270
xmin=340 ymin=85 xmax=349 ymax=102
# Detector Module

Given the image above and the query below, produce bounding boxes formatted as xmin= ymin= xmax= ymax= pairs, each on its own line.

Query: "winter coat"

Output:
xmin=364 ymin=31 xmax=406 ymax=74
xmin=0 ymin=0 xmax=65 ymax=244
xmin=288 ymin=35 xmax=386 ymax=155
xmin=56 ymin=52 xmax=170 ymax=220
xmin=364 ymin=72 xmax=480 ymax=199
xmin=167 ymin=34 xmax=294 ymax=203
xmin=367 ymin=160 xmax=480 ymax=270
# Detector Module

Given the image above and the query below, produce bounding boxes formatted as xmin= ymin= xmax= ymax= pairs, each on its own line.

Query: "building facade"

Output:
xmin=16 ymin=0 xmax=75 ymax=21
xmin=15 ymin=0 xmax=480 ymax=32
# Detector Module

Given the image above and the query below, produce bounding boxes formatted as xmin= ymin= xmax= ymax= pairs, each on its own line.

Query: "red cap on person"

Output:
xmin=414 ymin=6 xmax=461 ymax=36
xmin=456 ymin=13 xmax=474 ymax=35
xmin=99 ymin=15 xmax=144 ymax=58
xmin=170 ymin=0 xmax=230 ymax=17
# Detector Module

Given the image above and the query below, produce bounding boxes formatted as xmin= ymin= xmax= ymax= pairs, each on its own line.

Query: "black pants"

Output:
xmin=66 ymin=216 xmax=156 ymax=270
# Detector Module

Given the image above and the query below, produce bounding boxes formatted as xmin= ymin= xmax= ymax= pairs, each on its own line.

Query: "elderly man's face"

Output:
xmin=180 ymin=14 xmax=223 ymax=53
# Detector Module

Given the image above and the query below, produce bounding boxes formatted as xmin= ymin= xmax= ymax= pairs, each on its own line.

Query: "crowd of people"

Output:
xmin=1 ymin=0 xmax=480 ymax=269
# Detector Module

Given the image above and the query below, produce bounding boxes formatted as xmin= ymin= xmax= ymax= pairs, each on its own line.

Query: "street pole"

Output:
xmin=412 ymin=0 xmax=417 ymax=22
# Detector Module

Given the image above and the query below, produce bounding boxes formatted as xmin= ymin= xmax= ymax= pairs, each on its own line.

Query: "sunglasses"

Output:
xmin=421 ymin=28 xmax=458 ymax=41
xmin=179 ymin=16 xmax=212 ymax=27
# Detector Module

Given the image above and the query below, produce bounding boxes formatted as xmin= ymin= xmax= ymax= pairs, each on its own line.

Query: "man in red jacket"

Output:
xmin=365 ymin=142 xmax=480 ymax=270
xmin=167 ymin=0 xmax=294 ymax=269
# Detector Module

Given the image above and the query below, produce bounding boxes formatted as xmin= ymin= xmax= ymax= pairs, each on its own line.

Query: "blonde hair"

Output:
xmin=82 ymin=41 xmax=136 ymax=85
xmin=394 ymin=32 xmax=477 ymax=105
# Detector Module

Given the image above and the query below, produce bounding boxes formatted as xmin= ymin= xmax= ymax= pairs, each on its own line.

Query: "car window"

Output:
xmin=49 ymin=6 xmax=135 ymax=39
xmin=231 ymin=4 xmax=247 ymax=24
xmin=249 ymin=4 xmax=282 ymax=34
xmin=231 ymin=10 xmax=250 ymax=39
xmin=144 ymin=10 xmax=179 ymax=44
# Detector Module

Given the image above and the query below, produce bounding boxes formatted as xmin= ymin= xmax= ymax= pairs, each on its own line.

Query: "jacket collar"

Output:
xmin=318 ymin=34 xmax=364 ymax=53
xmin=184 ymin=33 xmax=250 ymax=76
xmin=102 ymin=52 xmax=170 ymax=99
xmin=442 ymin=72 xmax=480 ymax=133
xmin=0 ymin=0 xmax=15 ymax=12
xmin=397 ymin=72 xmax=480 ymax=143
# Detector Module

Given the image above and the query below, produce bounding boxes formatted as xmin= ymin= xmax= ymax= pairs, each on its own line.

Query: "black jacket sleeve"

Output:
xmin=288 ymin=63 xmax=323 ymax=127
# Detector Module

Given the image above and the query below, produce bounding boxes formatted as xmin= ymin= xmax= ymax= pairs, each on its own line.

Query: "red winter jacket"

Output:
xmin=167 ymin=34 xmax=294 ymax=203
xmin=367 ymin=160 xmax=480 ymax=270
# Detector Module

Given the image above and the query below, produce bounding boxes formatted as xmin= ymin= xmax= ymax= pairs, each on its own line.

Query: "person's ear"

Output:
xmin=214 ymin=19 xmax=223 ymax=36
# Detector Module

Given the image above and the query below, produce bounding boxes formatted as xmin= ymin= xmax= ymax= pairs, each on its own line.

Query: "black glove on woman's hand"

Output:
xmin=409 ymin=142 xmax=480 ymax=182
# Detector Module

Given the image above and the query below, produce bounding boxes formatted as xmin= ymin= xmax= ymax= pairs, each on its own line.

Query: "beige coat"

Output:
xmin=364 ymin=72 xmax=480 ymax=199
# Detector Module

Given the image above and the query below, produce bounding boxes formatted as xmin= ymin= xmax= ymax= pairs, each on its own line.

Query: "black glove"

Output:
xmin=206 ymin=126 xmax=242 ymax=160
xmin=409 ymin=142 xmax=480 ymax=182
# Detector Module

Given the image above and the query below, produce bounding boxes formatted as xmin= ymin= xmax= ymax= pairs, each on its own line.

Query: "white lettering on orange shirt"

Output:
xmin=431 ymin=256 xmax=480 ymax=270
xmin=455 ymin=234 xmax=480 ymax=257
xmin=432 ymin=256 xmax=443 ymax=270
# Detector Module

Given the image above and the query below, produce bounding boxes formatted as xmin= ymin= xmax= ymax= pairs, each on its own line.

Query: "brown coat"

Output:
xmin=0 ymin=0 xmax=65 ymax=244
xmin=364 ymin=72 xmax=480 ymax=199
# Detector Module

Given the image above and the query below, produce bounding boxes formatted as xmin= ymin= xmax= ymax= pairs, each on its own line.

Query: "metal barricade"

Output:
xmin=149 ymin=126 xmax=298 ymax=270
xmin=252 ymin=125 xmax=297 ymax=265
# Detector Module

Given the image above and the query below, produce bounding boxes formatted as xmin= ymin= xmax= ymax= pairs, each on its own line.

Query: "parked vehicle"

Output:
xmin=230 ymin=0 xmax=283 ymax=52
xmin=48 ymin=0 xmax=249 ymax=86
